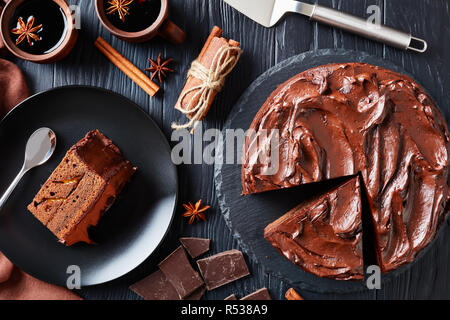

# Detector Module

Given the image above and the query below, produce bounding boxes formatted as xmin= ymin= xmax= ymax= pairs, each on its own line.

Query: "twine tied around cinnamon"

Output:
xmin=172 ymin=45 xmax=242 ymax=133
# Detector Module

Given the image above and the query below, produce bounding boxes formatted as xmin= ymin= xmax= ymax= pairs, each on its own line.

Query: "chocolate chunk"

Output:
xmin=196 ymin=249 xmax=250 ymax=290
xmin=130 ymin=270 xmax=180 ymax=300
xmin=130 ymin=270 xmax=206 ymax=301
xmin=186 ymin=286 xmax=206 ymax=300
xmin=159 ymin=246 xmax=204 ymax=299
xmin=180 ymin=237 xmax=210 ymax=259
xmin=241 ymin=288 xmax=271 ymax=300
xmin=224 ymin=294 xmax=238 ymax=300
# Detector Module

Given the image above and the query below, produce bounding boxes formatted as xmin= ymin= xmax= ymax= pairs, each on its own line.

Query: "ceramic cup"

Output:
xmin=0 ymin=0 xmax=78 ymax=63
xmin=95 ymin=0 xmax=185 ymax=44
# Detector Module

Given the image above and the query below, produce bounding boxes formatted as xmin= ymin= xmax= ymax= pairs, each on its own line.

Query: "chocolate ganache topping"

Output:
xmin=243 ymin=62 xmax=450 ymax=274
xmin=264 ymin=176 xmax=363 ymax=280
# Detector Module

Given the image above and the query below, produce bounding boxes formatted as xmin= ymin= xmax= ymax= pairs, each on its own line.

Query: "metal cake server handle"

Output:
xmin=284 ymin=1 xmax=428 ymax=53
xmin=0 ymin=128 xmax=57 ymax=212
xmin=308 ymin=3 xmax=427 ymax=53
xmin=224 ymin=0 xmax=428 ymax=53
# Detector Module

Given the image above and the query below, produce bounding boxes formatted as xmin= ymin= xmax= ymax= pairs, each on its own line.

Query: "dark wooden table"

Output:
xmin=11 ymin=0 xmax=450 ymax=300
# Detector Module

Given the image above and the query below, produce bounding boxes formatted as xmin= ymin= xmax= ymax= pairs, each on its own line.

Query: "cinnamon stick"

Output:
xmin=174 ymin=26 xmax=241 ymax=121
xmin=285 ymin=288 xmax=304 ymax=300
xmin=198 ymin=26 xmax=223 ymax=59
xmin=228 ymin=39 xmax=240 ymax=47
xmin=94 ymin=37 xmax=159 ymax=97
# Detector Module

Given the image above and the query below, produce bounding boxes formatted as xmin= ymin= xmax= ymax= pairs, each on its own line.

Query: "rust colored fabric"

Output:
xmin=0 ymin=0 xmax=29 ymax=119
xmin=0 ymin=253 xmax=82 ymax=300
xmin=0 ymin=1 xmax=81 ymax=300
xmin=0 ymin=1 xmax=5 ymax=54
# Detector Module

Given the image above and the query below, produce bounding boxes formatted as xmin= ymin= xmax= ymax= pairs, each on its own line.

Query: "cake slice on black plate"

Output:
xmin=27 ymin=130 xmax=136 ymax=246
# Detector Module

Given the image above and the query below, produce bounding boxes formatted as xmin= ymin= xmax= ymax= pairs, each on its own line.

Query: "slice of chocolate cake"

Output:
xmin=27 ymin=130 xmax=136 ymax=246
xmin=264 ymin=176 xmax=364 ymax=280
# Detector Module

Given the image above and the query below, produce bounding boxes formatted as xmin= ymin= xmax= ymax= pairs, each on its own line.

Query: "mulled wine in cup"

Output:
xmin=95 ymin=0 xmax=185 ymax=44
xmin=0 ymin=0 xmax=78 ymax=63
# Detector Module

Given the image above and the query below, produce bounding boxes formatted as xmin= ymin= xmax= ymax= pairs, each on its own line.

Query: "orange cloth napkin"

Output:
xmin=0 ymin=0 xmax=81 ymax=300
xmin=0 ymin=253 xmax=82 ymax=300
xmin=0 ymin=0 xmax=28 ymax=119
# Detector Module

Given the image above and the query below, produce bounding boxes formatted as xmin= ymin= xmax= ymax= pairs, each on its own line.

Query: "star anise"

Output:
xmin=145 ymin=53 xmax=174 ymax=83
xmin=182 ymin=200 xmax=210 ymax=224
xmin=107 ymin=0 xmax=134 ymax=22
xmin=11 ymin=16 xmax=42 ymax=46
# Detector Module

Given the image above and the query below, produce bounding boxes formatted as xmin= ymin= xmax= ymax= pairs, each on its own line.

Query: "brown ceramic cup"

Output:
xmin=0 ymin=0 xmax=78 ymax=63
xmin=95 ymin=0 xmax=185 ymax=44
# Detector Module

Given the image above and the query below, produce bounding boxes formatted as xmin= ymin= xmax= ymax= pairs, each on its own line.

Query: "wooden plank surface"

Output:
xmin=8 ymin=0 xmax=450 ymax=300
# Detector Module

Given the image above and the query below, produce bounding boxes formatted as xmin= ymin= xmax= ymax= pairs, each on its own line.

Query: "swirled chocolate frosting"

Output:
xmin=243 ymin=62 xmax=450 ymax=275
xmin=264 ymin=176 xmax=363 ymax=280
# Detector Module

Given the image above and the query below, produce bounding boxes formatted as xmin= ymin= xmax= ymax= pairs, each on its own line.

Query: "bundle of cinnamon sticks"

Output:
xmin=172 ymin=26 xmax=242 ymax=132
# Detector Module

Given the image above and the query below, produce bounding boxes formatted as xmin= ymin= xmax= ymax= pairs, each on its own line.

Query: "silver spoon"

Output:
xmin=0 ymin=128 xmax=57 ymax=211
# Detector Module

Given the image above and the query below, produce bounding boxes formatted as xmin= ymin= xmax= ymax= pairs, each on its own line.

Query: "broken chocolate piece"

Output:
xmin=130 ymin=270 xmax=180 ymax=300
xmin=186 ymin=286 xmax=206 ymax=300
xmin=241 ymin=288 xmax=271 ymax=300
xmin=130 ymin=270 xmax=206 ymax=301
xmin=180 ymin=237 xmax=211 ymax=259
xmin=224 ymin=294 xmax=238 ymax=300
xmin=196 ymin=249 xmax=250 ymax=290
xmin=159 ymin=246 xmax=204 ymax=299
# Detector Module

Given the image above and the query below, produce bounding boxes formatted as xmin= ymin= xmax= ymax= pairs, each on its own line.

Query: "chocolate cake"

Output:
xmin=264 ymin=176 xmax=363 ymax=280
xmin=28 ymin=130 xmax=136 ymax=246
xmin=243 ymin=63 xmax=450 ymax=275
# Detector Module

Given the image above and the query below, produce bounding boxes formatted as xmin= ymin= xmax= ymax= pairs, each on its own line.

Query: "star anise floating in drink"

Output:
xmin=182 ymin=200 xmax=210 ymax=224
xmin=107 ymin=0 xmax=134 ymax=22
xmin=11 ymin=16 xmax=42 ymax=46
xmin=145 ymin=53 xmax=174 ymax=83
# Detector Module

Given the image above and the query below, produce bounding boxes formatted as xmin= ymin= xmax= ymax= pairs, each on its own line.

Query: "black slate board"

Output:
xmin=214 ymin=49 xmax=450 ymax=293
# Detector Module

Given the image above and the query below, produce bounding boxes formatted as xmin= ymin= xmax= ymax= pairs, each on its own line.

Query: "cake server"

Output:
xmin=224 ymin=0 xmax=427 ymax=53
xmin=0 ymin=128 xmax=57 ymax=212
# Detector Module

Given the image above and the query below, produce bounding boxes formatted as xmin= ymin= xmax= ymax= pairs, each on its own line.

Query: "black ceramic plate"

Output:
xmin=0 ymin=86 xmax=177 ymax=286
xmin=215 ymin=49 xmax=450 ymax=293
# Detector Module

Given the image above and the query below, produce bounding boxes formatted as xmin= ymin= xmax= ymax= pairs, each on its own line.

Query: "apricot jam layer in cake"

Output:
xmin=27 ymin=130 xmax=136 ymax=246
